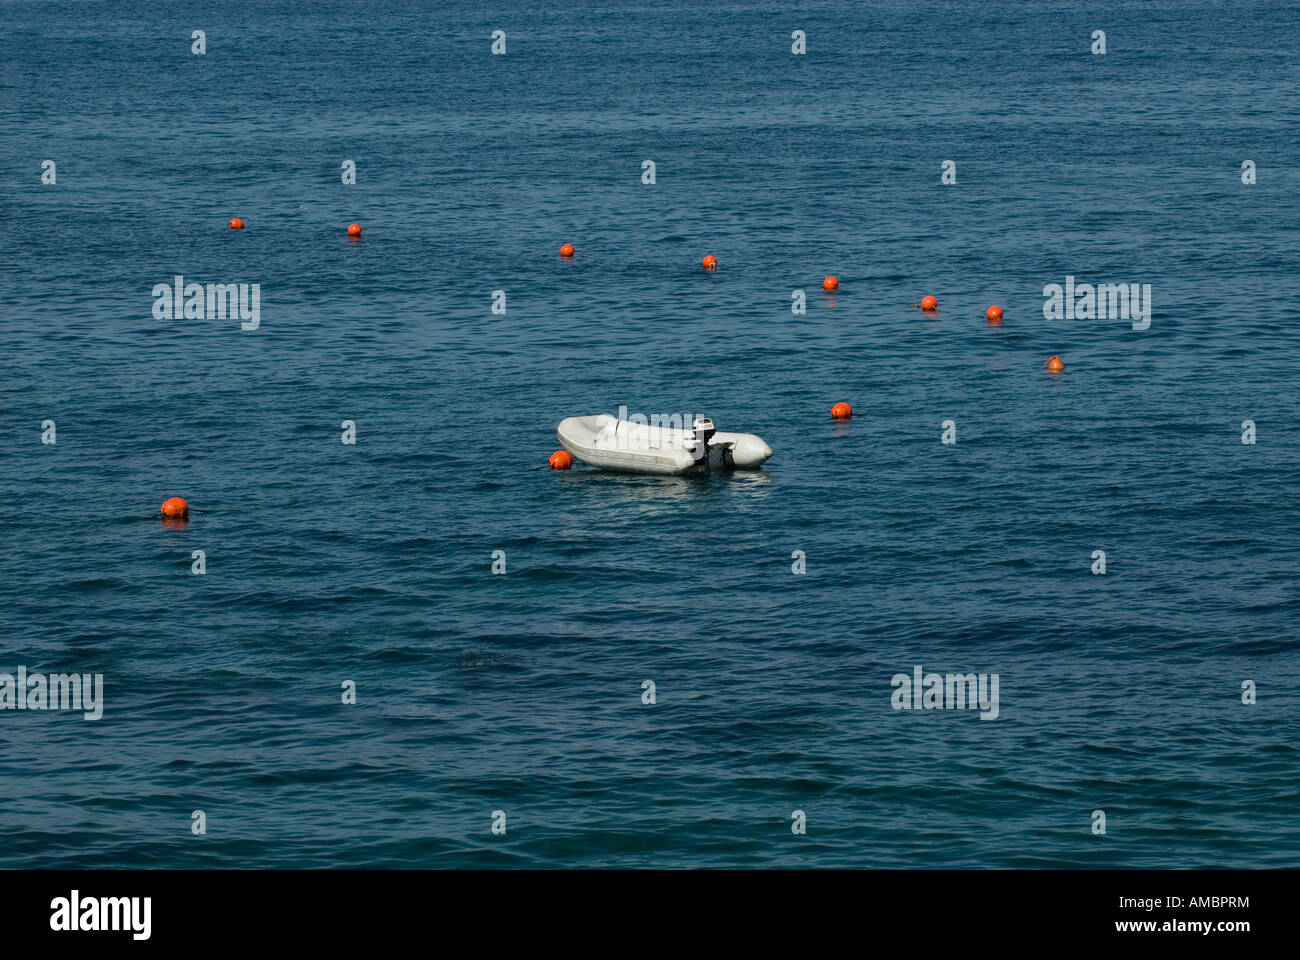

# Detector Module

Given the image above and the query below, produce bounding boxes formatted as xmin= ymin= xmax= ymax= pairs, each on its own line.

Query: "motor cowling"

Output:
xmin=692 ymin=418 xmax=716 ymax=447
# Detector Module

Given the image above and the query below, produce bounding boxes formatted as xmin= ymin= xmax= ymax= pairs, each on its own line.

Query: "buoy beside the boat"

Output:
xmin=549 ymin=450 xmax=573 ymax=470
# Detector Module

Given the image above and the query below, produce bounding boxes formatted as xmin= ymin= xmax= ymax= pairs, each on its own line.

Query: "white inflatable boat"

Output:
xmin=556 ymin=414 xmax=772 ymax=475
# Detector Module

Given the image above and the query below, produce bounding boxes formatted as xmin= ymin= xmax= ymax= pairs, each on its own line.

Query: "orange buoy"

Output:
xmin=702 ymin=254 xmax=718 ymax=271
xmin=549 ymin=450 xmax=573 ymax=470
xmin=1045 ymin=355 xmax=1065 ymax=373
xmin=347 ymin=223 xmax=362 ymax=237
xmin=161 ymin=496 xmax=189 ymax=518
xmin=831 ymin=402 xmax=852 ymax=420
xmin=560 ymin=243 xmax=575 ymax=257
xmin=228 ymin=218 xmax=245 ymax=230
xmin=920 ymin=295 xmax=938 ymax=312
xmin=823 ymin=276 xmax=839 ymax=291
xmin=986 ymin=305 xmax=1003 ymax=322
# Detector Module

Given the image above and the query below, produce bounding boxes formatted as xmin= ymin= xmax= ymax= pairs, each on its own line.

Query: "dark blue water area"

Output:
xmin=1 ymin=1 xmax=1298 ymax=867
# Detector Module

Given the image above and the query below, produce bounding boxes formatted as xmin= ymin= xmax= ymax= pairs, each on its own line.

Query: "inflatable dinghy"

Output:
xmin=556 ymin=415 xmax=772 ymax=475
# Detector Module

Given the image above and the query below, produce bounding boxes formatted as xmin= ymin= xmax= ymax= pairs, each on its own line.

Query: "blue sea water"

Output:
xmin=2 ymin=0 xmax=1299 ymax=868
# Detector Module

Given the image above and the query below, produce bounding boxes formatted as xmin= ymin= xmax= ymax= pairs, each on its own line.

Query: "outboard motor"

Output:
xmin=690 ymin=417 xmax=717 ymax=476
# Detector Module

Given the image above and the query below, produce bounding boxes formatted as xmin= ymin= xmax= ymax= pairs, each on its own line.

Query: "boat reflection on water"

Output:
xmin=565 ymin=468 xmax=774 ymax=517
